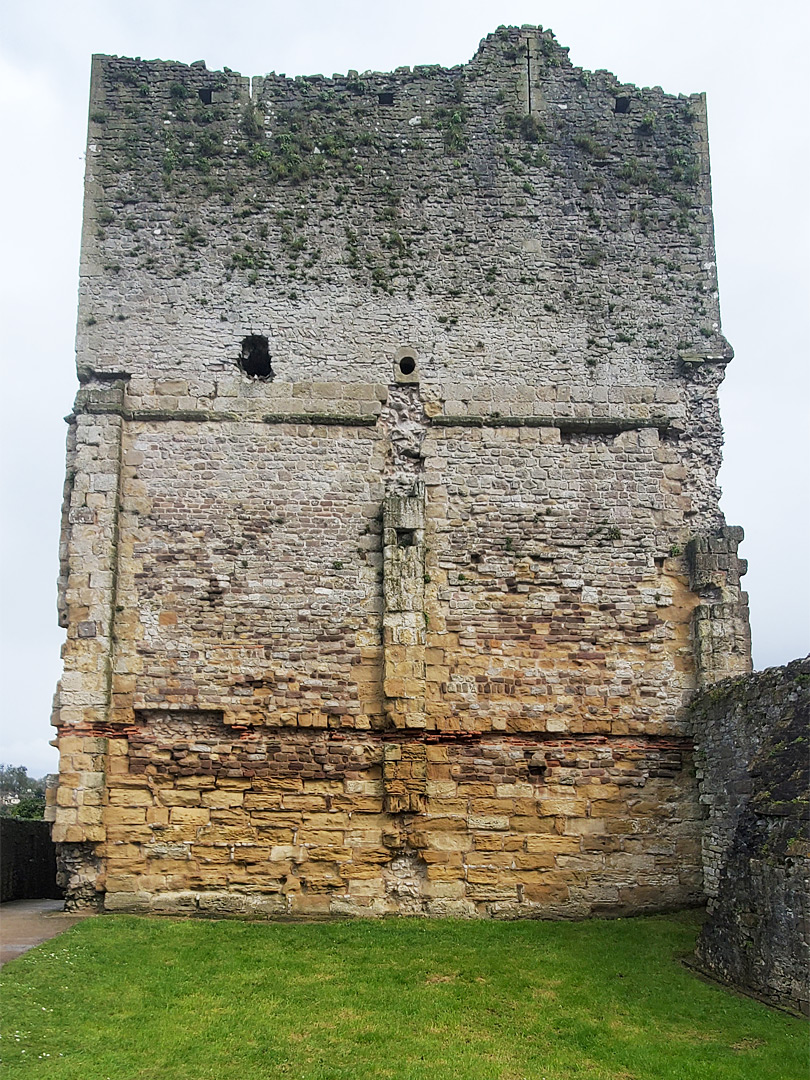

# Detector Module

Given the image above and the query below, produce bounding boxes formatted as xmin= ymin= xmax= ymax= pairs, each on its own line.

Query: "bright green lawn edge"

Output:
xmin=1 ymin=910 xmax=806 ymax=1079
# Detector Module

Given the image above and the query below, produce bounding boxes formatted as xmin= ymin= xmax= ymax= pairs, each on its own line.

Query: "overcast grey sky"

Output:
xmin=1 ymin=0 xmax=808 ymax=776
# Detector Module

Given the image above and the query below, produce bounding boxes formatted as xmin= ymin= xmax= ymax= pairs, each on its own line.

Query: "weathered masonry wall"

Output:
xmin=50 ymin=26 xmax=751 ymax=917
xmin=692 ymin=660 xmax=809 ymax=1015
xmin=71 ymin=720 xmax=704 ymax=919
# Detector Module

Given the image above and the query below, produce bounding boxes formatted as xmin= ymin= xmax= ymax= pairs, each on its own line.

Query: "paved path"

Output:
xmin=0 ymin=899 xmax=91 ymax=967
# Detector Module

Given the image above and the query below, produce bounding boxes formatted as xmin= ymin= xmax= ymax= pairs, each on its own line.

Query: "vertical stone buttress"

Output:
xmin=379 ymin=375 xmax=428 ymax=813
xmin=47 ymin=379 xmax=127 ymax=905
xmin=382 ymin=483 xmax=426 ymax=730
xmin=686 ymin=526 xmax=752 ymax=685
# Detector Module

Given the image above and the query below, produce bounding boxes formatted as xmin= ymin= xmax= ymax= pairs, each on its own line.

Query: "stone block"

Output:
xmin=538 ymin=798 xmax=588 ymax=817
xmin=106 ymin=806 xmax=147 ymax=826
xmin=104 ymin=891 xmax=151 ymax=912
xmin=159 ymin=789 xmax=203 ymax=807
xmin=563 ymin=817 xmax=607 ymax=836
xmin=169 ymin=807 xmax=211 ymax=826
xmin=289 ymin=892 xmax=332 ymax=916
xmin=109 ymin=788 xmax=154 ymax=807
xmin=468 ymin=812 xmax=507 ymax=829
xmin=522 ymin=882 xmax=570 ymax=903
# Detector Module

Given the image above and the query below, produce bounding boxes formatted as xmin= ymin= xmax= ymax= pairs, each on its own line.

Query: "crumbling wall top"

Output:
xmin=77 ymin=26 xmax=728 ymax=392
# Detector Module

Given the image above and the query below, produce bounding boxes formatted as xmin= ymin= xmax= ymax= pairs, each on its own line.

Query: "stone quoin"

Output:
xmin=48 ymin=26 xmax=755 ymax=919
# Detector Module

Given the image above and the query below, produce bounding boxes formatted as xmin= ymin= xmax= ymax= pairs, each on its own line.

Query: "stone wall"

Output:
xmin=692 ymin=659 xmax=810 ymax=1014
xmin=77 ymin=716 xmax=703 ymax=918
xmin=50 ymin=26 xmax=750 ymax=916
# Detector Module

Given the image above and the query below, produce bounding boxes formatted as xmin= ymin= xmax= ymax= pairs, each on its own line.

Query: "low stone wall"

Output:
xmin=54 ymin=714 xmax=703 ymax=919
xmin=0 ymin=818 xmax=60 ymax=902
xmin=692 ymin=658 xmax=809 ymax=1014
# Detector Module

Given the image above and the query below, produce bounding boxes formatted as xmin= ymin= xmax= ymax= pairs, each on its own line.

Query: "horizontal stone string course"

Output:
xmin=74 ymin=405 xmax=673 ymax=432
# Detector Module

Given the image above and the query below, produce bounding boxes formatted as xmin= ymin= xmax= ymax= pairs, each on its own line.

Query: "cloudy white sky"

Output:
xmin=1 ymin=0 xmax=808 ymax=776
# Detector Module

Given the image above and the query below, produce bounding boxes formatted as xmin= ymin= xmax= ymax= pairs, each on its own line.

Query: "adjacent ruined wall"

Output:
xmin=693 ymin=660 xmax=809 ymax=1014
xmin=49 ymin=26 xmax=750 ymax=916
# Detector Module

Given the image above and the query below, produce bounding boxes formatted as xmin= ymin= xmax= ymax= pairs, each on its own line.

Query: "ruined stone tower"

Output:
xmin=48 ymin=26 xmax=752 ymax=916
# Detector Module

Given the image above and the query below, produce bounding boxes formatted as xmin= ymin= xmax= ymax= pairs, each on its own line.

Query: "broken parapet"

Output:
xmin=687 ymin=526 xmax=752 ymax=685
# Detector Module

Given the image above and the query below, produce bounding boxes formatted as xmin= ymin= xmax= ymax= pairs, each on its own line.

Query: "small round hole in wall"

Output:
xmin=238 ymin=335 xmax=273 ymax=379
xmin=394 ymin=344 xmax=420 ymax=383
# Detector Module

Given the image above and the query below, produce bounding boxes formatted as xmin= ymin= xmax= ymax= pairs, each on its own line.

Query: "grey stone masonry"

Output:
xmin=692 ymin=659 xmax=809 ymax=1014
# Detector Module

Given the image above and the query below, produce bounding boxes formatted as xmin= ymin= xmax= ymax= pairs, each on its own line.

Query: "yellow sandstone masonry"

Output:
xmin=51 ymin=26 xmax=751 ymax=915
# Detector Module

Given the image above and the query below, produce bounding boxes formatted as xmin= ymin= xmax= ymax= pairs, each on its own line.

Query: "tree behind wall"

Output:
xmin=0 ymin=764 xmax=47 ymax=818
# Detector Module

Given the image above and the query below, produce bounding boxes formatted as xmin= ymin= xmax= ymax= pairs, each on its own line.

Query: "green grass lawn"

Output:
xmin=0 ymin=910 xmax=805 ymax=1079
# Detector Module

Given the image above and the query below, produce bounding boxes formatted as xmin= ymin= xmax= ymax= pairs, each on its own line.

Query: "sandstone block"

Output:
xmin=538 ymin=798 xmax=588 ymax=817
xmin=149 ymin=892 xmax=199 ymax=914
xmin=104 ymin=891 xmax=151 ymax=912
xmin=563 ymin=817 xmax=606 ymax=836
xmin=201 ymin=790 xmax=246 ymax=809
xmin=169 ymin=807 xmax=210 ymax=826
xmin=106 ymin=806 xmax=147 ymax=826
xmin=109 ymin=788 xmax=154 ymax=807
xmin=289 ymin=892 xmax=332 ymax=916
xmin=283 ymin=795 xmax=328 ymax=811
xmin=468 ymin=814 xmax=509 ymax=831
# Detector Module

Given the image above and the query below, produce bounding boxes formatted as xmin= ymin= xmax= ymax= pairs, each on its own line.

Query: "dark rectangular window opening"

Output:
xmin=614 ymin=96 xmax=631 ymax=114
xmin=198 ymin=88 xmax=213 ymax=105
xmin=395 ymin=528 xmax=415 ymax=548
xmin=378 ymin=92 xmax=395 ymax=105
